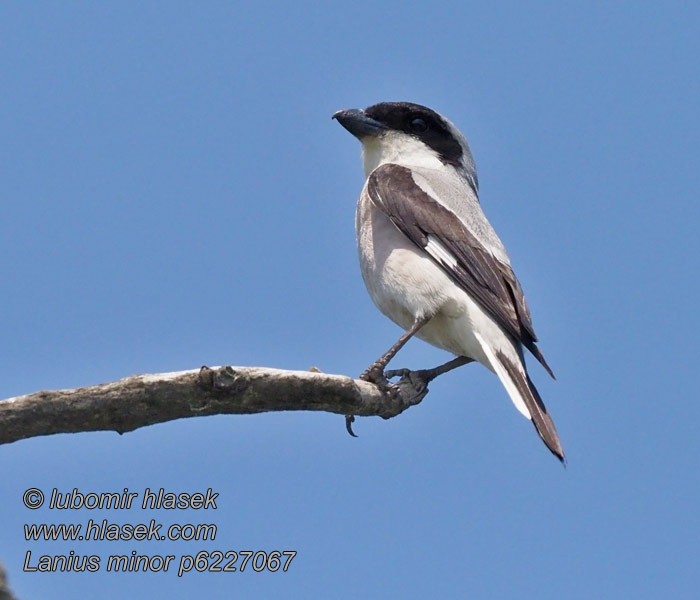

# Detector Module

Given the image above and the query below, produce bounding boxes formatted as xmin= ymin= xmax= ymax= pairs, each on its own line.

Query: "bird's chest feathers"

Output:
xmin=355 ymin=192 xmax=461 ymax=323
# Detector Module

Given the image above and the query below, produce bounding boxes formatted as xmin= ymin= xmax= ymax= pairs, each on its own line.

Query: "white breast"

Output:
xmin=355 ymin=173 xmax=535 ymax=374
xmin=355 ymin=186 xmax=495 ymax=366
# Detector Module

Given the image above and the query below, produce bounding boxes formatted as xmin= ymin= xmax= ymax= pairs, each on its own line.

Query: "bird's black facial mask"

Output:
xmin=364 ymin=102 xmax=464 ymax=169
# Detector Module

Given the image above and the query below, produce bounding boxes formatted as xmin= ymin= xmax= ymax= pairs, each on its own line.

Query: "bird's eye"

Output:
xmin=410 ymin=117 xmax=428 ymax=132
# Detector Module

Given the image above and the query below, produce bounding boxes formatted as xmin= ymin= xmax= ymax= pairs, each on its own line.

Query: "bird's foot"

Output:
xmin=347 ymin=363 xmax=404 ymax=436
xmin=385 ymin=367 xmax=432 ymax=404
xmin=360 ymin=363 xmax=401 ymax=398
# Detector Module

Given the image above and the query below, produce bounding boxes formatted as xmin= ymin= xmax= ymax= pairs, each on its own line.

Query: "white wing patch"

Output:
xmin=425 ymin=234 xmax=458 ymax=269
xmin=473 ymin=332 xmax=531 ymax=420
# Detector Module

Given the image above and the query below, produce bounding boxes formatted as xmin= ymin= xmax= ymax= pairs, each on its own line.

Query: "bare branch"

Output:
xmin=0 ymin=562 xmax=17 ymax=600
xmin=0 ymin=366 xmax=428 ymax=446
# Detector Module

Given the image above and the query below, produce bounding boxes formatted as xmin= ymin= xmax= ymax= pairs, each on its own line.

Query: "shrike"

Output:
xmin=333 ymin=102 xmax=564 ymax=461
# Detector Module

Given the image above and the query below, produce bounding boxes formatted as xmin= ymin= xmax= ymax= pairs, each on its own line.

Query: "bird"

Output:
xmin=333 ymin=101 xmax=564 ymax=462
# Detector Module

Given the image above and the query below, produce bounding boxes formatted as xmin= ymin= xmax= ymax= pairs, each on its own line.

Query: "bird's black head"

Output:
xmin=363 ymin=102 xmax=465 ymax=169
xmin=333 ymin=101 xmax=477 ymax=186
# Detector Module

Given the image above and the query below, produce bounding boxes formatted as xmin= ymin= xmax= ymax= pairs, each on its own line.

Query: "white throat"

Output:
xmin=361 ymin=131 xmax=445 ymax=178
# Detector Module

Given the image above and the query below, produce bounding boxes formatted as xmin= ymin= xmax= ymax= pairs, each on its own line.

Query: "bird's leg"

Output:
xmin=346 ymin=316 xmax=431 ymax=437
xmin=359 ymin=316 xmax=431 ymax=386
xmin=386 ymin=355 xmax=474 ymax=398
xmin=387 ymin=355 xmax=474 ymax=383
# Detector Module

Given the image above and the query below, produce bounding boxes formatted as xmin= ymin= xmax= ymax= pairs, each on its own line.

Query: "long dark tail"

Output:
xmin=494 ymin=349 xmax=565 ymax=462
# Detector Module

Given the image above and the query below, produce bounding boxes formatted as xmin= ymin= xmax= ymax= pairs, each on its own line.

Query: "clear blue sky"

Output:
xmin=2 ymin=1 xmax=699 ymax=598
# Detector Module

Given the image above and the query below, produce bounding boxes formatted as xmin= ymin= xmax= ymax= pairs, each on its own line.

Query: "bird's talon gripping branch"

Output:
xmin=359 ymin=363 xmax=402 ymax=398
xmin=392 ymin=369 xmax=431 ymax=403
xmin=385 ymin=368 xmax=411 ymax=379
xmin=359 ymin=363 xmax=384 ymax=384
xmin=365 ymin=371 xmax=401 ymax=398
xmin=347 ymin=364 xmax=404 ymax=436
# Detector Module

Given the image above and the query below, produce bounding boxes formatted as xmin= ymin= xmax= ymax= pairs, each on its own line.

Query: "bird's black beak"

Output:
xmin=332 ymin=108 xmax=386 ymax=139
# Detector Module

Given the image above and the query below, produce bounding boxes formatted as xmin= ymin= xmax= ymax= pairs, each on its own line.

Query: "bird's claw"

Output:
xmin=360 ymin=364 xmax=401 ymax=399
xmin=348 ymin=363 xmax=405 ymax=436
xmin=386 ymin=368 xmax=432 ymax=403
xmin=359 ymin=362 xmax=385 ymax=383
xmin=385 ymin=368 xmax=411 ymax=380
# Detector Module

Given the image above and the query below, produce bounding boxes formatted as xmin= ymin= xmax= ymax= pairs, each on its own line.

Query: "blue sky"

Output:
xmin=2 ymin=1 xmax=699 ymax=598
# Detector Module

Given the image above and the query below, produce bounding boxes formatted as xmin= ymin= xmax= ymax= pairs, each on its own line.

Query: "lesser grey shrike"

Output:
xmin=333 ymin=101 xmax=564 ymax=462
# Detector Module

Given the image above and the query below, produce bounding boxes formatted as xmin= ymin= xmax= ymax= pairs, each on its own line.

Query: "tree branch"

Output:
xmin=0 ymin=366 xmax=429 ymax=446
xmin=0 ymin=562 xmax=17 ymax=600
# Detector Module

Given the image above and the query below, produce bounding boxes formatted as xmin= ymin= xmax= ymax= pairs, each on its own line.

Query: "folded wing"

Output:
xmin=367 ymin=163 xmax=554 ymax=377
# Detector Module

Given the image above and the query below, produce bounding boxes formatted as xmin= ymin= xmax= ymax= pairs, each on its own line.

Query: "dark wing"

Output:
xmin=368 ymin=163 xmax=554 ymax=378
